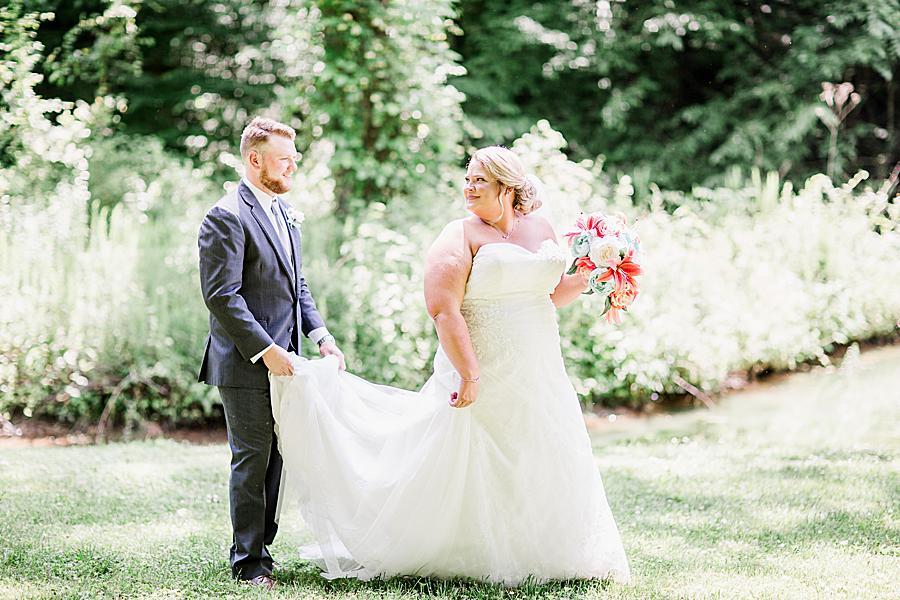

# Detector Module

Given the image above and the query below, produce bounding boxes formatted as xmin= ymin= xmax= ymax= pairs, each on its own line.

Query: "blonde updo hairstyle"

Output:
xmin=470 ymin=146 xmax=543 ymax=215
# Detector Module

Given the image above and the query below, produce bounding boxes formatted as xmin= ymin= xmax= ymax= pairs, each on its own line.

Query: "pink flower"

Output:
xmin=605 ymin=280 xmax=638 ymax=324
xmin=564 ymin=215 xmax=595 ymax=240
xmin=592 ymin=255 xmax=643 ymax=292
xmin=609 ymin=280 xmax=638 ymax=309
xmin=564 ymin=213 xmax=616 ymax=240
xmin=574 ymin=256 xmax=596 ymax=278
xmin=565 ymin=211 xmax=644 ymax=326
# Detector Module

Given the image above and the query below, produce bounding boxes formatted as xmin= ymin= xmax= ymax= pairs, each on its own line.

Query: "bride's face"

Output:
xmin=464 ymin=160 xmax=507 ymax=219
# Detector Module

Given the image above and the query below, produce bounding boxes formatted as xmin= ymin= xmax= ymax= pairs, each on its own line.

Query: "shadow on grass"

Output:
xmin=274 ymin=560 xmax=613 ymax=599
xmin=751 ymin=510 xmax=900 ymax=552
xmin=612 ymin=458 xmax=899 ymax=560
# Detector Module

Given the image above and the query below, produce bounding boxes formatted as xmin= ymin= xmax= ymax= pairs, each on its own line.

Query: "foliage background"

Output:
xmin=1 ymin=0 xmax=898 ymax=426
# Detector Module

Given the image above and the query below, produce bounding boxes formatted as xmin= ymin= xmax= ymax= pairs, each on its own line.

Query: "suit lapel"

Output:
xmin=277 ymin=197 xmax=303 ymax=294
xmin=238 ymin=181 xmax=296 ymax=288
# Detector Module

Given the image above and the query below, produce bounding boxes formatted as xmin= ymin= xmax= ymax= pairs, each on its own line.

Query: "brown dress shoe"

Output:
xmin=245 ymin=575 xmax=275 ymax=590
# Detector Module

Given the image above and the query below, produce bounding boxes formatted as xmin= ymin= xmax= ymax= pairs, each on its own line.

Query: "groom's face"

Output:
xmin=254 ymin=135 xmax=299 ymax=195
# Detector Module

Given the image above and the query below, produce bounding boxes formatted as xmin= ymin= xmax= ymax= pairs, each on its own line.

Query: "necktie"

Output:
xmin=271 ymin=199 xmax=292 ymax=259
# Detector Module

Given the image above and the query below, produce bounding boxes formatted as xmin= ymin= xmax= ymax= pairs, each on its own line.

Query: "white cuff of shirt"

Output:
xmin=308 ymin=327 xmax=330 ymax=345
xmin=250 ymin=343 xmax=275 ymax=364
xmin=250 ymin=328 xmax=331 ymax=364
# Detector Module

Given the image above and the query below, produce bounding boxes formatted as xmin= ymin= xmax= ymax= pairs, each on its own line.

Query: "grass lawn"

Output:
xmin=1 ymin=345 xmax=898 ymax=599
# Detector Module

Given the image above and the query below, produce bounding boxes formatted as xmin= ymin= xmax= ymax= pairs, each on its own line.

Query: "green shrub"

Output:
xmin=561 ymin=171 xmax=900 ymax=407
xmin=299 ymin=123 xmax=900 ymax=410
xmin=0 ymin=51 xmax=219 ymax=425
xmin=2 ymin=104 xmax=898 ymax=425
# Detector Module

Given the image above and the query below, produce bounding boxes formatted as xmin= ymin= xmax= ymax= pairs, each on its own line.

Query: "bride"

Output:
xmin=270 ymin=146 xmax=630 ymax=585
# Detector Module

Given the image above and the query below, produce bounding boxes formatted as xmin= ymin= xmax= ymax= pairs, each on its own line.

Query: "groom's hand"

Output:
xmin=262 ymin=345 xmax=295 ymax=376
xmin=319 ymin=340 xmax=346 ymax=371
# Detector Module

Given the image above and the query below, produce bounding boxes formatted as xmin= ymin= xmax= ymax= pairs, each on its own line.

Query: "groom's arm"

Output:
xmin=296 ymin=265 xmax=345 ymax=369
xmin=297 ymin=263 xmax=326 ymax=337
xmin=199 ymin=206 xmax=273 ymax=360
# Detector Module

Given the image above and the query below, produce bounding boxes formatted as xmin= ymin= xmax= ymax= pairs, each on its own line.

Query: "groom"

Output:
xmin=198 ymin=116 xmax=344 ymax=589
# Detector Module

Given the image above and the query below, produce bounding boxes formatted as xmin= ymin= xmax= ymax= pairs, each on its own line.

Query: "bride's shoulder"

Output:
xmin=433 ymin=217 xmax=487 ymax=247
xmin=522 ymin=212 xmax=557 ymax=240
xmin=432 ymin=218 xmax=467 ymax=243
xmin=427 ymin=218 xmax=475 ymax=259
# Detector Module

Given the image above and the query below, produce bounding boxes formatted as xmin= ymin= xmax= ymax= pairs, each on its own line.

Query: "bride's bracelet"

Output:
xmin=459 ymin=374 xmax=480 ymax=383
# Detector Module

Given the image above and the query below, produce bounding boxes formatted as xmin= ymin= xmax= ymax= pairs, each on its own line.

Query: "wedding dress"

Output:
xmin=270 ymin=239 xmax=630 ymax=585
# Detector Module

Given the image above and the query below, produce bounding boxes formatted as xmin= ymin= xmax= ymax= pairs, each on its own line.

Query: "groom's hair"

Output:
xmin=240 ymin=117 xmax=296 ymax=159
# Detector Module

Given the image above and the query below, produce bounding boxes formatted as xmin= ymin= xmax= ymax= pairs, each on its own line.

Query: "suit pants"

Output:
xmin=217 ymin=385 xmax=283 ymax=580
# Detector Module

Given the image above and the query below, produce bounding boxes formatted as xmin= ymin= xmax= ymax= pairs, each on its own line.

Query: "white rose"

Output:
xmin=589 ymin=239 xmax=620 ymax=267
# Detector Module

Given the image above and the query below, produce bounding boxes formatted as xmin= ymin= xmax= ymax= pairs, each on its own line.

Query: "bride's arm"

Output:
xmin=424 ymin=220 xmax=480 ymax=408
xmin=551 ymin=273 xmax=589 ymax=308
xmin=532 ymin=214 xmax=589 ymax=308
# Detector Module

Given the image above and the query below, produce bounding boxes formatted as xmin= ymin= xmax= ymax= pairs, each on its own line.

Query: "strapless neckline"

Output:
xmin=473 ymin=238 xmax=560 ymax=259
xmin=465 ymin=238 xmax=566 ymax=301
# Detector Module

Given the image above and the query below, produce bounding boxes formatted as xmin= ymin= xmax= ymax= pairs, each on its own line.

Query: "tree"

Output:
xmin=31 ymin=0 xmax=282 ymax=172
xmin=0 ymin=2 xmax=93 ymax=202
xmin=454 ymin=0 xmax=900 ymax=188
xmin=276 ymin=0 xmax=465 ymax=219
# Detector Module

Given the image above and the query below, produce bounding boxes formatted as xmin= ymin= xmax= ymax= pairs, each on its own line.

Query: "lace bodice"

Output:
xmin=457 ymin=239 xmax=568 ymax=369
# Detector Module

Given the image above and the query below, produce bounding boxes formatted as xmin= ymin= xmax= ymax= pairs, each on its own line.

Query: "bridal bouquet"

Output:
xmin=564 ymin=212 xmax=643 ymax=324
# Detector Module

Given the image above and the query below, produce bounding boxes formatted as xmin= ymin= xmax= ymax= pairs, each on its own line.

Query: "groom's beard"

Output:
xmin=260 ymin=165 xmax=291 ymax=195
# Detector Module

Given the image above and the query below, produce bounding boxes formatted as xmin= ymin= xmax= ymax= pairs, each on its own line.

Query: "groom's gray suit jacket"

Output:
xmin=198 ymin=180 xmax=325 ymax=390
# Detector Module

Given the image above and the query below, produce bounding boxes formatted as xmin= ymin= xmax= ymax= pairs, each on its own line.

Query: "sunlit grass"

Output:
xmin=1 ymin=346 xmax=898 ymax=599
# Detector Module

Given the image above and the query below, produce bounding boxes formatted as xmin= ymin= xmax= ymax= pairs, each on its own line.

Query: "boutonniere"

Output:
xmin=285 ymin=207 xmax=304 ymax=229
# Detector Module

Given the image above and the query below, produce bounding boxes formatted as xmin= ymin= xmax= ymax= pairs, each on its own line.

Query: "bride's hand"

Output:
xmin=450 ymin=380 xmax=479 ymax=408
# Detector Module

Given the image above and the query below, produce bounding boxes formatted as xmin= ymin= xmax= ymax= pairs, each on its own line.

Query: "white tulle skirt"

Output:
xmin=270 ymin=327 xmax=630 ymax=585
